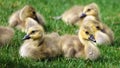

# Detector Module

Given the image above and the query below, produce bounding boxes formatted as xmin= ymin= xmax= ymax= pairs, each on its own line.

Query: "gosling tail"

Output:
xmin=52 ymin=16 xmax=62 ymax=20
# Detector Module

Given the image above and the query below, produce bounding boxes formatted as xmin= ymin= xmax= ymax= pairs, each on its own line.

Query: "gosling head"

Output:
xmin=80 ymin=3 xmax=99 ymax=18
xmin=23 ymin=18 xmax=44 ymax=40
xmin=20 ymin=5 xmax=37 ymax=21
xmin=79 ymin=25 xmax=96 ymax=43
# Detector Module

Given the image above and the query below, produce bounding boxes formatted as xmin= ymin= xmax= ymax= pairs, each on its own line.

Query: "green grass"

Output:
xmin=0 ymin=0 xmax=120 ymax=68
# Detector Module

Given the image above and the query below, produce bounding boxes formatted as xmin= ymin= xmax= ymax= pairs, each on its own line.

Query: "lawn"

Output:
xmin=0 ymin=0 xmax=120 ymax=68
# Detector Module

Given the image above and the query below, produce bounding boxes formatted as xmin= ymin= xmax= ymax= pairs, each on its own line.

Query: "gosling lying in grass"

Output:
xmin=19 ymin=18 xmax=61 ymax=59
xmin=59 ymin=26 xmax=100 ymax=60
xmin=9 ymin=5 xmax=45 ymax=32
xmin=0 ymin=26 xmax=14 ymax=46
xmin=82 ymin=16 xmax=114 ymax=45
xmin=53 ymin=3 xmax=100 ymax=26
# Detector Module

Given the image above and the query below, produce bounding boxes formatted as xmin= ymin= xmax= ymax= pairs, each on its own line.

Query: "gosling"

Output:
xmin=9 ymin=5 xmax=45 ymax=32
xmin=19 ymin=18 xmax=61 ymax=59
xmin=82 ymin=16 xmax=114 ymax=45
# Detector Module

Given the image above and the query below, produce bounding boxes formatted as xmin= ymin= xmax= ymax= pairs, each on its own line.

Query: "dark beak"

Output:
xmin=80 ymin=13 xmax=86 ymax=18
xmin=23 ymin=35 xmax=31 ymax=40
xmin=89 ymin=35 xmax=96 ymax=42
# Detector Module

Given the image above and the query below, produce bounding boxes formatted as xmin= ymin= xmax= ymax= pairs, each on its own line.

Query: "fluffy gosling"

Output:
xmin=9 ymin=5 xmax=45 ymax=32
xmin=82 ymin=16 xmax=114 ymax=45
xmin=19 ymin=18 xmax=61 ymax=59
xmin=53 ymin=3 xmax=100 ymax=26
xmin=59 ymin=26 xmax=100 ymax=60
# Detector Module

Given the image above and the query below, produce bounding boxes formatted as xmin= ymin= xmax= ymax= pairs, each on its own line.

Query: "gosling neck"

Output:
xmin=32 ymin=35 xmax=44 ymax=46
xmin=96 ymin=14 xmax=101 ymax=21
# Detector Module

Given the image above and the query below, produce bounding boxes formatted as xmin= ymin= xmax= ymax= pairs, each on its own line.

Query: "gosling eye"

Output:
xmin=87 ymin=9 xmax=91 ymax=12
xmin=31 ymin=30 xmax=37 ymax=34
xmin=32 ymin=11 xmax=36 ymax=14
xmin=85 ymin=31 xmax=89 ymax=35
xmin=96 ymin=26 xmax=100 ymax=30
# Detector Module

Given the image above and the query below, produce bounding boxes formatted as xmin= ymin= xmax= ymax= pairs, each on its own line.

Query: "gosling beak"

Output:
xmin=89 ymin=35 xmax=96 ymax=42
xmin=23 ymin=35 xmax=31 ymax=40
xmin=80 ymin=13 xmax=86 ymax=18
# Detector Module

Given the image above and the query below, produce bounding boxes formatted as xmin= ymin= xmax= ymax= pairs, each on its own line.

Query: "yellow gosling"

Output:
xmin=82 ymin=16 xmax=114 ymax=45
xmin=19 ymin=18 xmax=61 ymax=59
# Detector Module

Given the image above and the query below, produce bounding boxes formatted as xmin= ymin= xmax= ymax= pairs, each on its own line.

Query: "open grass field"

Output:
xmin=0 ymin=0 xmax=120 ymax=68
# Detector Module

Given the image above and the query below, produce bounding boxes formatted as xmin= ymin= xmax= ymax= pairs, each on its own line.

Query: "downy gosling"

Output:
xmin=59 ymin=25 xmax=100 ymax=60
xmin=82 ymin=16 xmax=114 ymax=45
xmin=53 ymin=3 xmax=100 ymax=26
xmin=9 ymin=5 xmax=45 ymax=32
xmin=19 ymin=18 xmax=61 ymax=59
